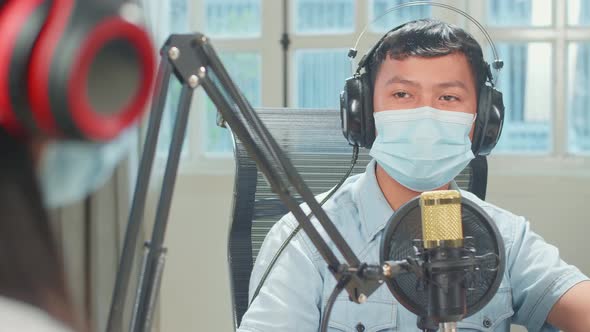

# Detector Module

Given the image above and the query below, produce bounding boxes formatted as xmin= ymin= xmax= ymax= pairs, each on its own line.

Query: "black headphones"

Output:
xmin=340 ymin=2 xmax=505 ymax=156
xmin=0 ymin=0 xmax=155 ymax=141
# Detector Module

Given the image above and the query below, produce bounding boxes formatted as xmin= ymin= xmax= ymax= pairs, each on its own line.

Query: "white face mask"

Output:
xmin=38 ymin=127 xmax=135 ymax=208
xmin=369 ymin=106 xmax=476 ymax=192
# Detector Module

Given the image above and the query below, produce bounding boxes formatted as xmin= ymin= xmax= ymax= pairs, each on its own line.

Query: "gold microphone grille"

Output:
xmin=419 ymin=190 xmax=463 ymax=248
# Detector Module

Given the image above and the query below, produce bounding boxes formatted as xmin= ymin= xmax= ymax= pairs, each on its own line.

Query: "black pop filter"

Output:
xmin=380 ymin=195 xmax=505 ymax=322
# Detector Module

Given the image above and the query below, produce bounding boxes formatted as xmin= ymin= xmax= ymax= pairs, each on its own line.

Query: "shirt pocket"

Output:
xmin=326 ymin=295 xmax=398 ymax=332
xmin=456 ymin=288 xmax=514 ymax=331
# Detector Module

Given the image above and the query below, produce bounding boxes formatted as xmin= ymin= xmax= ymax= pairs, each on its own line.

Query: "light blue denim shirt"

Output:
xmin=238 ymin=160 xmax=588 ymax=332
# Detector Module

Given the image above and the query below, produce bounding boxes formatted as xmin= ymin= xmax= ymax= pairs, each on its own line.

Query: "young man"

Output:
xmin=237 ymin=19 xmax=590 ymax=332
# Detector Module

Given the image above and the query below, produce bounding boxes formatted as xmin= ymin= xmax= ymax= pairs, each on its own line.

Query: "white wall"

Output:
xmin=155 ymin=164 xmax=590 ymax=332
xmin=486 ymin=173 xmax=590 ymax=276
xmin=156 ymin=173 xmax=236 ymax=332
xmin=487 ymin=171 xmax=590 ymax=332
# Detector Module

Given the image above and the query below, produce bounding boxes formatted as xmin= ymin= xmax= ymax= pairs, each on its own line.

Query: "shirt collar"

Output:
xmin=352 ymin=159 xmax=394 ymax=241
xmin=352 ymin=159 xmax=460 ymax=242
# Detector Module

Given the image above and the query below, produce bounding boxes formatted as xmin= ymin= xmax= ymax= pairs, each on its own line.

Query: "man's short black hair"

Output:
xmin=368 ymin=19 xmax=489 ymax=93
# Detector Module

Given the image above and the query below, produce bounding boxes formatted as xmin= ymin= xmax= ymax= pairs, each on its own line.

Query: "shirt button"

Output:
xmin=483 ymin=317 xmax=492 ymax=328
xmin=356 ymin=322 xmax=365 ymax=332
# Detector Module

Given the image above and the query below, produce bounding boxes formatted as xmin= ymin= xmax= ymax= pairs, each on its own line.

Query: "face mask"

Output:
xmin=369 ymin=106 xmax=475 ymax=192
xmin=38 ymin=127 xmax=136 ymax=208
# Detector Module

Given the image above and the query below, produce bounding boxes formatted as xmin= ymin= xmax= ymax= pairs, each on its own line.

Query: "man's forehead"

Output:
xmin=384 ymin=75 xmax=470 ymax=91
xmin=376 ymin=53 xmax=476 ymax=88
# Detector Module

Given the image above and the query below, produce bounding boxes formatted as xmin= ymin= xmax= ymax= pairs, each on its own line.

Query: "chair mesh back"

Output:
xmin=228 ymin=108 xmax=485 ymax=328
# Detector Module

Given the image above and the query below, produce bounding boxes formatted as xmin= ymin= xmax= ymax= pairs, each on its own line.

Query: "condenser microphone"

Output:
xmin=380 ymin=191 xmax=505 ymax=332
xmin=419 ymin=190 xmax=467 ymax=331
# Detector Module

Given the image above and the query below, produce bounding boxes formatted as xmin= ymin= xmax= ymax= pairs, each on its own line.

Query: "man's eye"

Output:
xmin=393 ymin=92 xmax=410 ymax=99
xmin=440 ymin=95 xmax=459 ymax=102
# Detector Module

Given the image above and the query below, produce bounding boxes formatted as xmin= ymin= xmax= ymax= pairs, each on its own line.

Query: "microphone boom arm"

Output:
xmin=193 ymin=32 xmax=388 ymax=302
xmin=107 ymin=33 xmax=384 ymax=332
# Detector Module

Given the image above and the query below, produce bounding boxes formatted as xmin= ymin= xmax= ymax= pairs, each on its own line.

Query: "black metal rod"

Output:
xmin=128 ymin=243 xmax=150 ymax=332
xmin=141 ymin=248 xmax=168 ymax=332
xmin=107 ymin=59 xmax=173 ymax=332
xmin=148 ymin=85 xmax=193 ymax=249
xmin=133 ymin=84 xmax=195 ymax=332
xmin=197 ymin=37 xmax=361 ymax=268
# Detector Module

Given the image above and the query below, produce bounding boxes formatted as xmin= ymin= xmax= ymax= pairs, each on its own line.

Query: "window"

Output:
xmin=140 ymin=0 xmax=267 ymax=171
xmin=294 ymin=49 xmax=350 ymax=108
xmin=568 ymin=42 xmax=590 ymax=155
xmin=139 ymin=0 xmax=192 ymax=159
xmin=294 ymin=0 xmax=354 ymax=34
xmin=199 ymin=0 xmax=263 ymax=158
xmin=205 ymin=0 xmax=261 ymax=37
xmin=480 ymin=0 xmax=555 ymax=154
xmin=140 ymin=0 xmax=590 ymax=174
xmin=492 ymin=42 xmax=553 ymax=154
xmin=487 ymin=0 xmax=552 ymax=26
xmin=472 ymin=0 xmax=590 ymax=161
xmin=203 ymin=52 xmax=262 ymax=154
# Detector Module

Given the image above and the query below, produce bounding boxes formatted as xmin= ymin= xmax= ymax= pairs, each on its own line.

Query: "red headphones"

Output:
xmin=0 ymin=0 xmax=156 ymax=141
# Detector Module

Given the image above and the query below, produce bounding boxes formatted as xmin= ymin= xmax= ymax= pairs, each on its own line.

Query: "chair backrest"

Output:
xmin=227 ymin=108 xmax=488 ymax=329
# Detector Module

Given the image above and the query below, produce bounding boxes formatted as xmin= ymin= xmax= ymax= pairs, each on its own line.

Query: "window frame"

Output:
xmin=467 ymin=0 xmax=590 ymax=176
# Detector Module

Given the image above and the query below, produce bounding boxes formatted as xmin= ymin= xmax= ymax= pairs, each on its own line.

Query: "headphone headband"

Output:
xmin=350 ymin=1 xmax=503 ymax=86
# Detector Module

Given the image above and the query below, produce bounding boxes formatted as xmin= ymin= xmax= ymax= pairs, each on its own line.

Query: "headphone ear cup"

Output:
xmin=360 ymin=72 xmax=375 ymax=148
xmin=341 ymin=75 xmax=365 ymax=147
xmin=479 ymin=88 xmax=504 ymax=155
xmin=27 ymin=0 xmax=155 ymax=141
xmin=472 ymin=85 xmax=505 ymax=156
xmin=472 ymin=85 xmax=490 ymax=155
xmin=340 ymin=73 xmax=375 ymax=148
xmin=0 ymin=0 xmax=50 ymax=137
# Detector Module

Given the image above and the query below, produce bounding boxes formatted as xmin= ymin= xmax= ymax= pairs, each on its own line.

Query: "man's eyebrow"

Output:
xmin=436 ymin=80 xmax=469 ymax=91
xmin=384 ymin=76 xmax=421 ymax=87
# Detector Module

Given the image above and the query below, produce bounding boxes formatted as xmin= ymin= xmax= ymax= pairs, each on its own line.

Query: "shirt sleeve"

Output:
xmin=508 ymin=217 xmax=589 ymax=332
xmin=237 ymin=215 xmax=323 ymax=332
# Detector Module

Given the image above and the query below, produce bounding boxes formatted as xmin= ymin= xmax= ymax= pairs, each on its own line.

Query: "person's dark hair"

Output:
xmin=0 ymin=127 xmax=79 ymax=329
xmin=368 ymin=19 xmax=490 ymax=94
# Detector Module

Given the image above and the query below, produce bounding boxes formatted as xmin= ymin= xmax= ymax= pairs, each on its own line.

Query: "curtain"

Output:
xmin=50 ymin=160 xmax=136 ymax=332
